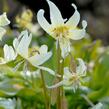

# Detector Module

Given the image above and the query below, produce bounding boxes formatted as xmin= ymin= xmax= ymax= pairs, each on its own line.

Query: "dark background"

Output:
xmin=0 ymin=0 xmax=109 ymax=44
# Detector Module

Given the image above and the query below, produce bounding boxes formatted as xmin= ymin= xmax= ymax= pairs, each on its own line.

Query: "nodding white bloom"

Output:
xmin=47 ymin=58 xmax=87 ymax=92
xmin=16 ymin=9 xmax=43 ymax=36
xmin=91 ymin=103 xmax=103 ymax=109
xmin=0 ymin=44 xmax=17 ymax=64
xmin=13 ymin=30 xmax=55 ymax=75
xmin=37 ymin=0 xmax=87 ymax=58
xmin=0 ymin=12 xmax=10 ymax=40
xmin=13 ymin=30 xmax=52 ymax=66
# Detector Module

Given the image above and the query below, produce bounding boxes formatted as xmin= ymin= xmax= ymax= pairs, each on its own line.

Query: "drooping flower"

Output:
xmin=0 ymin=98 xmax=16 ymax=109
xmin=37 ymin=0 xmax=87 ymax=58
xmin=47 ymin=58 xmax=87 ymax=92
xmin=16 ymin=9 xmax=43 ymax=36
xmin=13 ymin=30 xmax=55 ymax=75
xmin=91 ymin=103 xmax=103 ymax=109
xmin=16 ymin=9 xmax=33 ymax=28
xmin=0 ymin=44 xmax=17 ymax=64
xmin=0 ymin=12 xmax=10 ymax=40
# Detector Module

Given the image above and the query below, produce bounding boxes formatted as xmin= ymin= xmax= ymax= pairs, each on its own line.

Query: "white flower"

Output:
xmin=0 ymin=98 xmax=16 ymax=109
xmin=37 ymin=0 xmax=87 ymax=58
xmin=91 ymin=103 xmax=103 ymax=109
xmin=16 ymin=9 xmax=43 ymax=36
xmin=0 ymin=12 xmax=10 ymax=40
xmin=0 ymin=44 xmax=17 ymax=64
xmin=13 ymin=30 xmax=52 ymax=66
xmin=13 ymin=30 xmax=55 ymax=75
xmin=47 ymin=58 xmax=87 ymax=92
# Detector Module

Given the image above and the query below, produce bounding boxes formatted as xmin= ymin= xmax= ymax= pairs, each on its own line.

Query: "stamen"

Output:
xmin=52 ymin=26 xmax=69 ymax=37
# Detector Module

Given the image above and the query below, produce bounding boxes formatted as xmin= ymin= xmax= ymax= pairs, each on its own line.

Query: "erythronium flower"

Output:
xmin=0 ymin=12 xmax=10 ymax=40
xmin=47 ymin=58 xmax=87 ymax=92
xmin=91 ymin=103 xmax=103 ymax=109
xmin=16 ymin=9 xmax=43 ymax=36
xmin=0 ymin=44 xmax=17 ymax=64
xmin=13 ymin=30 xmax=55 ymax=76
xmin=37 ymin=0 xmax=87 ymax=58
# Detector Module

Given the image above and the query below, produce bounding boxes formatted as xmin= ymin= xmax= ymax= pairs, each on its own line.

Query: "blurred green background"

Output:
xmin=0 ymin=0 xmax=109 ymax=109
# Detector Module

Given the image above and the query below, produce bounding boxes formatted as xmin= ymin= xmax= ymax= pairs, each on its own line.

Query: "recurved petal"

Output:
xmin=18 ymin=30 xmax=28 ymax=39
xmin=13 ymin=30 xmax=29 ymax=50
xmin=66 ymin=4 xmax=80 ymax=28
xmin=28 ymin=51 xmax=52 ymax=66
xmin=82 ymin=20 xmax=87 ymax=29
xmin=39 ymin=45 xmax=48 ymax=54
xmin=36 ymin=66 xmax=56 ymax=76
xmin=47 ymin=0 xmax=64 ymax=25
xmin=17 ymin=31 xmax=32 ymax=58
xmin=37 ymin=9 xmax=51 ymax=33
xmin=0 ymin=27 xmax=6 ymax=40
xmin=47 ymin=81 xmax=64 ymax=89
xmin=0 ymin=12 xmax=10 ymax=26
xmin=91 ymin=103 xmax=103 ymax=109
xmin=69 ymin=28 xmax=86 ymax=40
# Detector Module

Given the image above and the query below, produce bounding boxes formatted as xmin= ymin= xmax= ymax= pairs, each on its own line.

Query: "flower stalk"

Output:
xmin=57 ymin=40 xmax=64 ymax=109
xmin=40 ymin=70 xmax=50 ymax=109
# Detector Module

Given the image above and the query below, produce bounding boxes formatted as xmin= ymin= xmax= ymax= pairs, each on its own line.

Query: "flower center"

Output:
xmin=29 ymin=47 xmax=40 ymax=57
xmin=69 ymin=74 xmax=79 ymax=84
xmin=52 ymin=26 xmax=70 ymax=37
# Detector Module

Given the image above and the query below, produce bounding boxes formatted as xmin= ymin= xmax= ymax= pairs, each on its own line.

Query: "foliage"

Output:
xmin=0 ymin=0 xmax=109 ymax=109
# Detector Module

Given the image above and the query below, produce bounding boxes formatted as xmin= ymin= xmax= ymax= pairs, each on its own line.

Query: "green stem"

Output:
xmin=81 ymin=94 xmax=94 ymax=107
xmin=56 ymin=41 xmax=64 ymax=109
xmin=40 ymin=70 xmax=50 ymax=109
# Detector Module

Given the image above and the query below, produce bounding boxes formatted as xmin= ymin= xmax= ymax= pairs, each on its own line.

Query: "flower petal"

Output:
xmin=47 ymin=81 xmax=64 ymax=89
xmin=4 ymin=44 xmax=10 ymax=61
xmin=36 ymin=66 xmax=56 ymax=76
xmin=9 ymin=46 xmax=17 ymax=60
xmin=3 ymin=44 xmax=17 ymax=63
xmin=66 ymin=4 xmax=80 ymax=28
xmin=64 ymin=67 xmax=73 ymax=79
xmin=76 ymin=58 xmax=87 ymax=76
xmin=82 ymin=20 xmax=87 ymax=29
xmin=0 ymin=12 xmax=10 ymax=26
xmin=64 ymin=86 xmax=73 ymax=90
xmin=91 ymin=103 xmax=103 ymax=109
xmin=28 ymin=52 xmax=52 ymax=66
xmin=47 ymin=0 xmax=64 ymax=25
xmin=18 ymin=30 xmax=28 ymax=39
xmin=69 ymin=28 xmax=86 ymax=40
xmin=13 ymin=38 xmax=19 ymax=50
xmin=39 ymin=45 xmax=48 ymax=54
xmin=0 ymin=27 xmax=6 ymax=40
xmin=59 ymin=38 xmax=71 ymax=58
xmin=37 ymin=9 xmax=51 ymax=33
xmin=16 ymin=31 xmax=32 ymax=58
